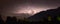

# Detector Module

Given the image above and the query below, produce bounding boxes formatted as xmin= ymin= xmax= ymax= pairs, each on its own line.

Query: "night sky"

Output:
xmin=1 ymin=0 xmax=60 ymax=19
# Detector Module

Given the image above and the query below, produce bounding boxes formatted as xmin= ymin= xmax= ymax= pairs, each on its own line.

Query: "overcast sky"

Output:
xmin=0 ymin=0 xmax=60 ymax=19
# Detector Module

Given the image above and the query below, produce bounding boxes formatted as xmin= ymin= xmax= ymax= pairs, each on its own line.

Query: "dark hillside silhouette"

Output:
xmin=28 ymin=7 xmax=60 ymax=24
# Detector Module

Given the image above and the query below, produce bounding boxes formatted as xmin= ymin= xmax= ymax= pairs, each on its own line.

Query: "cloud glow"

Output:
xmin=13 ymin=5 xmax=50 ymax=15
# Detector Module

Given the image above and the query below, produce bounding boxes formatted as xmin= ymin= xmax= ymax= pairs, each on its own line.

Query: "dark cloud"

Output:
xmin=1 ymin=0 xmax=60 ymax=9
xmin=1 ymin=0 xmax=60 ymax=19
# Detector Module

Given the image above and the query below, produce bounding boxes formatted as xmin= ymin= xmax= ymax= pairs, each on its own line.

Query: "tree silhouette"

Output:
xmin=17 ymin=19 xmax=22 ymax=24
xmin=0 ymin=15 xmax=5 ymax=24
xmin=11 ymin=16 xmax=17 ymax=24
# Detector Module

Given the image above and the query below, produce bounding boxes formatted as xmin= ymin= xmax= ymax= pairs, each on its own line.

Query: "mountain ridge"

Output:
xmin=28 ymin=7 xmax=60 ymax=22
